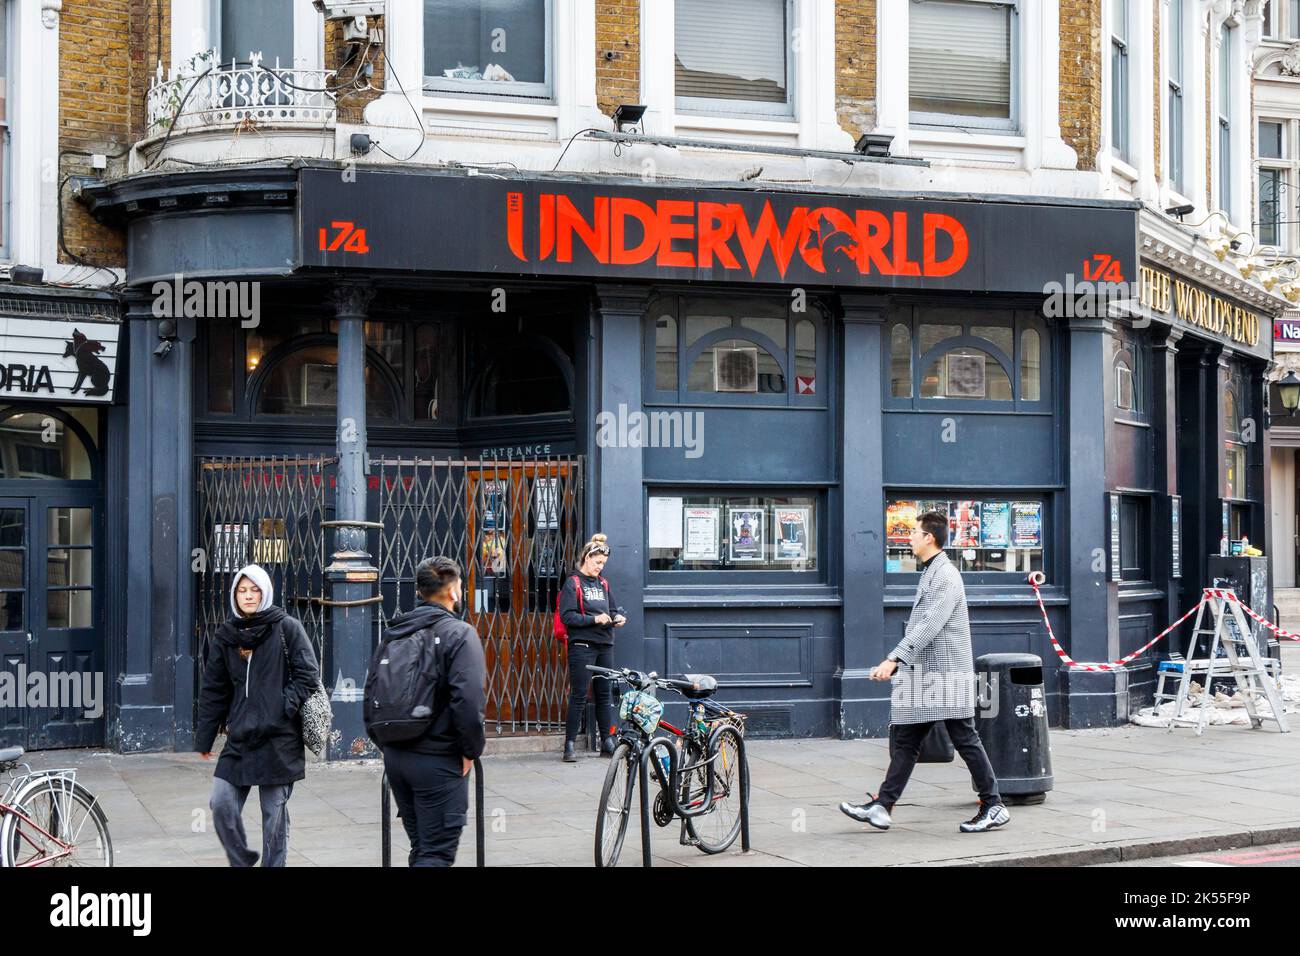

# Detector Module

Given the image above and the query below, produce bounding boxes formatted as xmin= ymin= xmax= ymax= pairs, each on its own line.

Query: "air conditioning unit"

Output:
xmin=714 ymin=347 xmax=759 ymax=393
xmin=312 ymin=1 xmax=384 ymax=18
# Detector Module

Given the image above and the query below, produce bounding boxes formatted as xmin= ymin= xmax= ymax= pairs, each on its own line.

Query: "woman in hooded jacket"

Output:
xmin=195 ymin=564 xmax=320 ymax=867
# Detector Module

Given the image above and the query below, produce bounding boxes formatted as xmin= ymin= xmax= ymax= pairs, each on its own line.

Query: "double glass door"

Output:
xmin=0 ymin=493 xmax=100 ymax=750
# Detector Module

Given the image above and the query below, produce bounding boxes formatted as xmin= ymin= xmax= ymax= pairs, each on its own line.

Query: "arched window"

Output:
xmin=0 ymin=410 xmax=96 ymax=480
xmin=255 ymin=344 xmax=398 ymax=419
xmin=656 ymin=315 xmax=678 ymax=391
xmin=413 ymin=322 xmax=440 ymax=421
xmin=1020 ymin=329 xmax=1041 ymax=401
xmin=890 ymin=324 xmax=912 ymax=398
xmin=471 ymin=347 xmax=571 ymax=417
xmin=688 ymin=337 xmax=785 ymax=393
xmin=1225 ymin=388 xmax=1240 ymax=436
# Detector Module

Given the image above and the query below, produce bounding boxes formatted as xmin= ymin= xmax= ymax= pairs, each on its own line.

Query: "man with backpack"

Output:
xmin=365 ymin=556 xmax=486 ymax=867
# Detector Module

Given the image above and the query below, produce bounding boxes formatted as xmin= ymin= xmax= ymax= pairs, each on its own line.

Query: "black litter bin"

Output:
xmin=974 ymin=653 xmax=1053 ymax=805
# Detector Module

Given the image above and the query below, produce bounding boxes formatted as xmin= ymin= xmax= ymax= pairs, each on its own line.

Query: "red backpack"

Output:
xmin=553 ymin=574 xmax=609 ymax=644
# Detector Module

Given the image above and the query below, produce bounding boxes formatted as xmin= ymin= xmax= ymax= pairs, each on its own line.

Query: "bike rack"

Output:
xmin=634 ymin=732 xmax=751 ymax=867
xmin=380 ymin=758 xmax=486 ymax=867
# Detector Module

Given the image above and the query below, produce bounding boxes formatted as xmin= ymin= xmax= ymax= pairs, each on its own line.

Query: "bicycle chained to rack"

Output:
xmin=588 ymin=664 xmax=748 ymax=867
xmin=0 ymin=746 xmax=113 ymax=867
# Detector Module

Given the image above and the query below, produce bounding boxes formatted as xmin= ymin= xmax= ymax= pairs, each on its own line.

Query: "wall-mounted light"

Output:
xmin=611 ymin=103 xmax=647 ymax=133
xmin=155 ymin=318 xmax=177 ymax=358
xmin=1278 ymin=370 xmax=1300 ymax=416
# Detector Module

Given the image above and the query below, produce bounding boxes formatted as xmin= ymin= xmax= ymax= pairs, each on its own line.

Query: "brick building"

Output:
xmin=1 ymin=1 xmax=1294 ymax=754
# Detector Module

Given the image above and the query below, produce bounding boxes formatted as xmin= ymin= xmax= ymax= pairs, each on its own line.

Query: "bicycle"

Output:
xmin=0 ymin=746 xmax=113 ymax=867
xmin=588 ymin=665 xmax=748 ymax=867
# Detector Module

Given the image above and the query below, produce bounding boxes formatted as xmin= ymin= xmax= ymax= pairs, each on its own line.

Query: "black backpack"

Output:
xmin=363 ymin=619 xmax=443 ymax=745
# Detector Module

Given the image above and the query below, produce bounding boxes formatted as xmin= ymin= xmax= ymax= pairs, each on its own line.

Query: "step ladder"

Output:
xmin=1158 ymin=589 xmax=1288 ymax=736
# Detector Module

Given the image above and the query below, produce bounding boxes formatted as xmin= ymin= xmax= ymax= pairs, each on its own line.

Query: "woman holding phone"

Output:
xmin=560 ymin=533 xmax=627 ymax=762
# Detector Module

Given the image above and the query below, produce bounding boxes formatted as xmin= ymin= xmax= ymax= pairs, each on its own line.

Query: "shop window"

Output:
xmin=0 ymin=412 xmax=94 ymax=480
xmin=255 ymin=345 xmax=397 ymax=419
xmin=207 ymin=322 xmax=235 ymax=414
xmin=885 ymin=497 xmax=1044 ymax=574
xmin=910 ymin=0 xmax=1016 ymax=130
xmin=0 ymin=506 xmax=22 ymax=630
xmin=1225 ymin=388 xmax=1240 ymax=434
xmin=1020 ymin=328 xmax=1040 ymax=401
xmin=648 ymin=493 xmax=817 ymax=571
xmin=1115 ymin=359 xmax=1135 ymax=411
xmin=890 ymin=324 xmax=913 ymax=398
xmin=656 ymin=315 xmax=678 ymax=391
xmin=424 ymin=0 xmax=551 ymax=99
xmin=414 ymin=322 xmax=440 ymax=421
xmin=794 ymin=319 xmax=816 ymax=390
xmin=921 ymin=347 xmax=1012 ymax=400
xmin=688 ymin=338 xmax=784 ymax=394
xmin=652 ymin=296 xmax=818 ymax=403
xmin=890 ymin=309 xmax=1043 ymax=407
xmin=675 ymin=0 xmax=791 ymax=116
xmin=1119 ymin=495 xmax=1150 ymax=581
xmin=471 ymin=347 xmax=570 ymax=417
xmin=1226 ymin=441 xmax=1247 ymax=499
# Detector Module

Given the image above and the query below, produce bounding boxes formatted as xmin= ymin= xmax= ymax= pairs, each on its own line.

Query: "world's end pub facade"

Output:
xmin=50 ymin=160 xmax=1282 ymax=756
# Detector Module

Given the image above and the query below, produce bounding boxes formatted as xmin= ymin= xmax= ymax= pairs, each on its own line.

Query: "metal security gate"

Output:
xmin=194 ymin=457 xmax=331 ymax=680
xmin=372 ymin=455 xmax=584 ymax=735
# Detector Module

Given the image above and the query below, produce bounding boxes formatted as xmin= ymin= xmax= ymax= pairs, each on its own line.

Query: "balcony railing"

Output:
xmin=145 ymin=53 xmax=337 ymax=139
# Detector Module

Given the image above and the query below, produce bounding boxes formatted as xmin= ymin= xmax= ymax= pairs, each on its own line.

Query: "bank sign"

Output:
xmin=299 ymin=169 xmax=1139 ymax=295
xmin=0 ymin=317 xmax=119 ymax=403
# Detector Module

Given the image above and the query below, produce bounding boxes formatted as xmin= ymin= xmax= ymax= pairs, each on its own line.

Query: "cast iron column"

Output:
xmin=326 ymin=281 xmax=378 ymax=761
xmin=836 ymin=295 xmax=890 ymax=737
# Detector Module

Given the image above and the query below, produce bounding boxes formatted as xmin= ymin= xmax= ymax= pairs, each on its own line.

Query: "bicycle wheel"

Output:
xmin=1 ymin=776 xmax=112 ymax=867
xmin=594 ymin=743 xmax=635 ymax=867
xmin=685 ymin=725 xmax=745 ymax=854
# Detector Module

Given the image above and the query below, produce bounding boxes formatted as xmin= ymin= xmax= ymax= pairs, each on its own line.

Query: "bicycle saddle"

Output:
xmin=0 ymin=746 xmax=23 ymax=763
xmin=668 ymin=674 xmax=718 ymax=700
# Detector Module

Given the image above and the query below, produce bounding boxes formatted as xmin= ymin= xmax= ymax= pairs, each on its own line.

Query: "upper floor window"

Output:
xmin=1110 ymin=0 xmax=1131 ymax=160
xmin=886 ymin=307 xmax=1046 ymax=409
xmin=647 ymin=295 xmax=822 ymax=404
xmin=424 ymin=0 xmax=552 ymax=100
xmin=1263 ymin=1 xmax=1300 ymax=39
xmin=910 ymin=0 xmax=1017 ymax=131
xmin=675 ymin=0 xmax=792 ymax=117
xmin=214 ymin=0 xmax=293 ymax=67
xmin=1218 ymin=24 xmax=1234 ymax=218
xmin=1258 ymin=119 xmax=1293 ymax=249
xmin=1167 ymin=0 xmax=1186 ymax=194
xmin=0 ymin=0 xmax=9 ymax=261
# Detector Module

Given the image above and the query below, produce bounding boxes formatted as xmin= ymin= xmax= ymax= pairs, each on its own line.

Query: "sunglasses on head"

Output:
xmin=588 ymin=545 xmax=610 ymax=556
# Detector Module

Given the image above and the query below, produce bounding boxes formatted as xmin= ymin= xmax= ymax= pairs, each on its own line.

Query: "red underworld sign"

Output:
xmin=505 ymin=191 xmax=970 ymax=279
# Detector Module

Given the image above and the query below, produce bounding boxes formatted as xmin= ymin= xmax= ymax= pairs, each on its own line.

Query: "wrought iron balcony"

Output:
xmin=144 ymin=53 xmax=337 ymax=141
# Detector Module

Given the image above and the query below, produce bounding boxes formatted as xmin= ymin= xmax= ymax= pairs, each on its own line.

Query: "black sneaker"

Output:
xmin=839 ymin=797 xmax=892 ymax=830
xmin=562 ymin=740 xmax=577 ymax=763
xmin=959 ymin=801 xmax=1010 ymax=833
xmin=601 ymin=736 xmax=617 ymax=757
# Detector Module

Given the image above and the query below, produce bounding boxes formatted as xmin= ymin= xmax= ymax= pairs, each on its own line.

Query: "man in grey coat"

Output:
xmin=840 ymin=510 xmax=1010 ymax=833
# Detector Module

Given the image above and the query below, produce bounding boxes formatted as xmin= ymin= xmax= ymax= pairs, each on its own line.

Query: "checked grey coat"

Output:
xmin=887 ymin=551 xmax=977 ymax=725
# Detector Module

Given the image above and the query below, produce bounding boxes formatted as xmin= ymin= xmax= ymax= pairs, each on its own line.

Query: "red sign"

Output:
xmin=506 ymin=191 xmax=969 ymax=279
xmin=796 ymin=376 xmax=816 ymax=394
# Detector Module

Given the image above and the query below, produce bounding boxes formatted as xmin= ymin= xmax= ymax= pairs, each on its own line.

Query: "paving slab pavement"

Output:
xmin=9 ymin=717 xmax=1300 ymax=867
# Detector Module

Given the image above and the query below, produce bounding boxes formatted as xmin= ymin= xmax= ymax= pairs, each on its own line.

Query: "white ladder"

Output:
xmin=1164 ymin=589 xmax=1288 ymax=736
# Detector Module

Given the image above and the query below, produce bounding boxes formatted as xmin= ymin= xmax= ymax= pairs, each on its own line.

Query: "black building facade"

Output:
xmin=37 ymin=160 xmax=1274 ymax=755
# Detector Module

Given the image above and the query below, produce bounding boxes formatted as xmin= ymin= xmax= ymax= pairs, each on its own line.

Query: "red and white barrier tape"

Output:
xmin=1026 ymin=571 xmax=1204 ymax=672
xmin=1204 ymin=587 xmax=1300 ymax=642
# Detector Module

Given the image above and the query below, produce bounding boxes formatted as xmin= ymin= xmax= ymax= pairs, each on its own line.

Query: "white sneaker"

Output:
xmin=839 ymin=798 xmax=892 ymax=830
xmin=959 ymin=802 xmax=1010 ymax=833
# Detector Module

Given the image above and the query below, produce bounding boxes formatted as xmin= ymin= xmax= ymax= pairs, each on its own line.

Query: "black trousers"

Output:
xmin=383 ymin=747 xmax=468 ymax=867
xmin=876 ymin=717 xmax=1001 ymax=810
xmin=565 ymin=641 xmax=616 ymax=743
